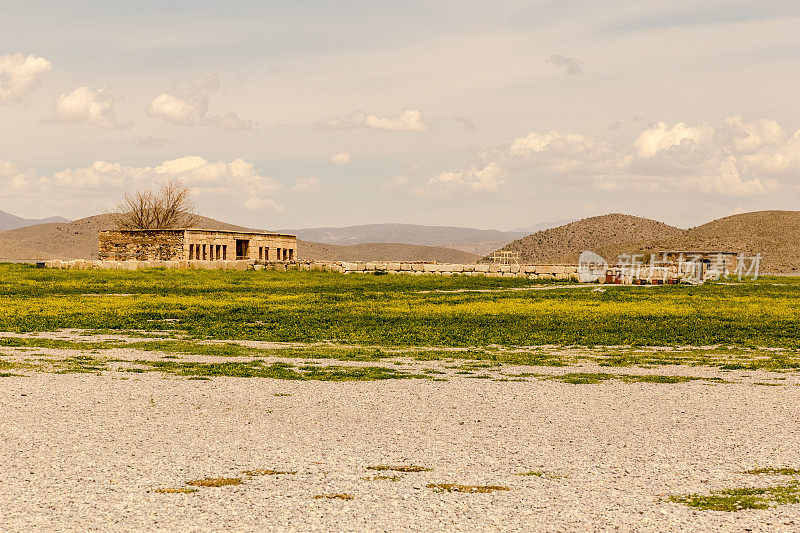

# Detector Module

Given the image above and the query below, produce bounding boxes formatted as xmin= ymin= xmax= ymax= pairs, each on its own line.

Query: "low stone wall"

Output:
xmin=332 ymin=261 xmax=579 ymax=280
xmin=44 ymin=259 xmax=580 ymax=279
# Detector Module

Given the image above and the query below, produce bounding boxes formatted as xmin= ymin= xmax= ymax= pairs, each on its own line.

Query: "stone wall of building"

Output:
xmin=183 ymin=230 xmax=296 ymax=262
xmin=99 ymin=229 xmax=297 ymax=261
xmin=98 ymin=230 xmax=185 ymax=261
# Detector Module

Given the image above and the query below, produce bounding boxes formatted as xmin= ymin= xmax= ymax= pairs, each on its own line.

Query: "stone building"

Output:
xmin=98 ymin=229 xmax=297 ymax=262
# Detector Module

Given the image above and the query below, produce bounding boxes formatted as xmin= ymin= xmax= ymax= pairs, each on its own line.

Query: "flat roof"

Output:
xmin=102 ymin=228 xmax=296 ymax=238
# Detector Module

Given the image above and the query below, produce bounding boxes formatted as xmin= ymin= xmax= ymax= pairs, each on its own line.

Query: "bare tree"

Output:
xmin=110 ymin=179 xmax=199 ymax=229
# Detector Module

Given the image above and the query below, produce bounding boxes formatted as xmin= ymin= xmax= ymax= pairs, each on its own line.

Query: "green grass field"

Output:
xmin=1 ymin=263 xmax=799 ymax=348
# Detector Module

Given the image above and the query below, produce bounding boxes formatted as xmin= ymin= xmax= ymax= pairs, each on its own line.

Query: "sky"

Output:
xmin=1 ymin=0 xmax=800 ymax=230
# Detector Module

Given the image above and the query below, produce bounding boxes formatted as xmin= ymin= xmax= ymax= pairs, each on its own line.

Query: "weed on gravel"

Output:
xmin=546 ymin=372 xmax=726 ymax=385
xmin=133 ymin=360 xmax=429 ymax=381
xmin=154 ymin=488 xmax=199 ymax=494
xmin=186 ymin=477 xmax=243 ymax=487
xmin=427 ymin=483 xmax=511 ymax=493
xmin=362 ymin=475 xmax=401 ymax=482
xmin=367 ymin=465 xmax=432 ymax=473
xmin=242 ymin=469 xmax=296 ymax=476
xmin=517 ymin=471 xmax=564 ymax=479
xmin=743 ymin=467 xmax=800 ymax=476
xmin=670 ymin=482 xmax=800 ymax=511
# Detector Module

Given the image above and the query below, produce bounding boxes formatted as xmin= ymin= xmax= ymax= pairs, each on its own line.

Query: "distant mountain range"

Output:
xmin=0 ymin=210 xmax=69 ymax=231
xmin=276 ymin=223 xmax=529 ymax=255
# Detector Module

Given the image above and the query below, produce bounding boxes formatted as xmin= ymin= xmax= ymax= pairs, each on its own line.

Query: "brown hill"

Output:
xmin=498 ymin=214 xmax=686 ymax=265
xmin=0 ymin=214 xmax=479 ymax=263
xmin=299 ymin=241 xmax=479 ymax=263
xmin=493 ymin=211 xmax=800 ymax=273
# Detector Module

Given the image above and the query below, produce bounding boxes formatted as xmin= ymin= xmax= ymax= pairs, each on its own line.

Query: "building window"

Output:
xmin=189 ymin=244 xmax=194 ymax=260
xmin=222 ymin=245 xmax=227 ymax=260
xmin=259 ymin=246 xmax=263 ymax=260
xmin=288 ymin=249 xmax=294 ymax=261
xmin=202 ymin=244 xmax=207 ymax=260
xmin=265 ymin=247 xmax=269 ymax=261
xmin=216 ymin=245 xmax=221 ymax=260
xmin=276 ymin=247 xmax=281 ymax=261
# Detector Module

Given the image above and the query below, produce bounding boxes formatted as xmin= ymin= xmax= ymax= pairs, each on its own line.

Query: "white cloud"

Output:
xmin=633 ymin=122 xmax=715 ymax=158
xmin=723 ymin=116 xmax=786 ymax=154
xmin=155 ymin=156 xmax=281 ymax=195
xmin=0 ymin=53 xmax=52 ymax=103
xmin=316 ymin=109 xmax=428 ymax=131
xmin=46 ymin=86 xmax=132 ymax=130
xmin=51 ymin=161 xmax=149 ymax=188
xmin=0 ymin=157 xmax=283 ymax=213
xmin=146 ymin=93 xmax=197 ymax=125
xmin=416 ymin=117 xmax=797 ymax=198
xmin=546 ymin=54 xmax=584 ymax=74
xmin=330 ymin=152 xmax=351 ymax=165
xmin=685 ymin=157 xmax=774 ymax=197
xmin=292 ymin=177 xmax=319 ymax=193
xmin=414 ymin=162 xmax=503 ymax=197
xmin=0 ymin=160 xmax=34 ymax=192
xmin=146 ymin=74 xmax=256 ymax=131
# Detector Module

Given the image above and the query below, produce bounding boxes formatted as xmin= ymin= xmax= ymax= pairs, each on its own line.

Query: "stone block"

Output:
xmin=474 ymin=264 xmax=490 ymax=272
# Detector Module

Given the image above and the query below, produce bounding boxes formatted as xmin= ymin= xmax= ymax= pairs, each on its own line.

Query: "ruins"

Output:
xmin=98 ymin=229 xmax=297 ymax=262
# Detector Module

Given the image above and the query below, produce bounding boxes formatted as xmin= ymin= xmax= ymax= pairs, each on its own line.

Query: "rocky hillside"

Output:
xmin=497 ymin=214 xmax=686 ymax=265
xmin=492 ymin=211 xmax=800 ymax=273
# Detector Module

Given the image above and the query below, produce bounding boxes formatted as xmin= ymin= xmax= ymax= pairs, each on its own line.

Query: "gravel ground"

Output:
xmin=3 ymin=344 xmax=800 ymax=531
